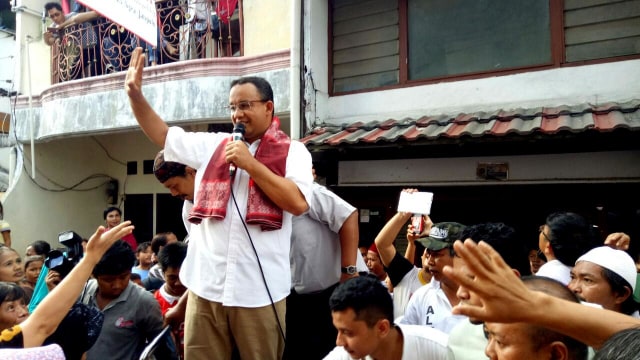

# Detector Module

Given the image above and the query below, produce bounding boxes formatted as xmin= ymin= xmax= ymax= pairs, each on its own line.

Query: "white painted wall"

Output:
xmin=15 ymin=0 xmax=51 ymax=95
xmin=243 ymin=0 xmax=292 ymax=56
xmin=4 ymin=131 xmax=169 ymax=253
xmin=324 ymin=60 xmax=640 ymax=125
xmin=339 ymin=151 xmax=640 ymax=186
xmin=302 ymin=0 xmax=329 ymax=129
xmin=0 ymin=35 xmax=16 ymax=105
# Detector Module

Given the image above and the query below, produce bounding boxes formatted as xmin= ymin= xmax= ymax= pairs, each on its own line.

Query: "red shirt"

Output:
xmin=106 ymin=227 xmax=137 ymax=250
xmin=154 ymin=287 xmax=184 ymax=359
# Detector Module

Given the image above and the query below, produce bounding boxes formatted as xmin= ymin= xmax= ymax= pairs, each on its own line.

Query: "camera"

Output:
xmin=44 ymin=231 xmax=84 ymax=279
xmin=44 ymin=250 xmax=75 ymax=279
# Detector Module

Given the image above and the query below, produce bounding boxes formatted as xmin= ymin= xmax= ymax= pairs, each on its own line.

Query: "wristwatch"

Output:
xmin=341 ymin=265 xmax=357 ymax=275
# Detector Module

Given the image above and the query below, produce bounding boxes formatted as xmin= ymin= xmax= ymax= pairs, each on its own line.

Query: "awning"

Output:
xmin=301 ymin=100 xmax=640 ymax=147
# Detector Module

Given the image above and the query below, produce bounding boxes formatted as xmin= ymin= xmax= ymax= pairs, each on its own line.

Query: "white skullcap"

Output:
xmin=576 ymin=246 xmax=637 ymax=293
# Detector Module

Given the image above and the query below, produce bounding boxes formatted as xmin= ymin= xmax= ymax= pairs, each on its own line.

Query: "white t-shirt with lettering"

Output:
xmin=323 ymin=324 xmax=448 ymax=360
xmin=399 ymin=279 xmax=465 ymax=334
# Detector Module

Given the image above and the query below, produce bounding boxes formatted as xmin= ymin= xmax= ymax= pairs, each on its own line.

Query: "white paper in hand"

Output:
xmin=397 ymin=192 xmax=433 ymax=215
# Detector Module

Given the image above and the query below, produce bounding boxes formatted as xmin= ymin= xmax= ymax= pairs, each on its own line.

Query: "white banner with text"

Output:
xmin=77 ymin=0 xmax=157 ymax=47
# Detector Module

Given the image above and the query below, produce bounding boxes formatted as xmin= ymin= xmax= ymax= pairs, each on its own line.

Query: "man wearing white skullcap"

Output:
xmin=569 ymin=246 xmax=639 ymax=317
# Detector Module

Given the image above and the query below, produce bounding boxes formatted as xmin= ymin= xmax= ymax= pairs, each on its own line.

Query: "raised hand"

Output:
xmin=84 ymin=221 xmax=134 ymax=264
xmin=604 ymin=232 xmax=630 ymax=251
xmin=125 ymin=47 xmax=146 ymax=101
xmin=443 ymin=239 xmax=534 ymax=323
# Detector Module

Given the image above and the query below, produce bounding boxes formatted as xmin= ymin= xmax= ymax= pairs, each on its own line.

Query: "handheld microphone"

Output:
xmin=229 ymin=123 xmax=245 ymax=177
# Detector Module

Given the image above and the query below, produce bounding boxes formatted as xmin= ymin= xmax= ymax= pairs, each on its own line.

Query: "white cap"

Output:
xmin=576 ymin=246 xmax=637 ymax=293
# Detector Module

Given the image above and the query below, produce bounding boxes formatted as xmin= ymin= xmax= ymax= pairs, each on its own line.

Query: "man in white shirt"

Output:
xmin=285 ymin=180 xmax=362 ymax=359
xmin=126 ymin=48 xmax=313 ymax=360
xmin=399 ymin=222 xmax=465 ymax=334
xmin=536 ymin=212 xmax=597 ymax=285
xmin=569 ymin=246 xmax=639 ymax=317
xmin=446 ymin=222 xmax=530 ymax=360
xmin=324 ymin=276 xmax=447 ymax=360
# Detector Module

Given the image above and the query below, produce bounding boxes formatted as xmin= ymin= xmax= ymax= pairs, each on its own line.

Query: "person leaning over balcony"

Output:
xmin=44 ymin=2 xmax=100 ymax=78
xmin=125 ymin=47 xmax=313 ymax=359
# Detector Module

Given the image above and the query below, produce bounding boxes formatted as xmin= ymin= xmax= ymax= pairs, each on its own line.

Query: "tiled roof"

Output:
xmin=301 ymin=100 xmax=640 ymax=147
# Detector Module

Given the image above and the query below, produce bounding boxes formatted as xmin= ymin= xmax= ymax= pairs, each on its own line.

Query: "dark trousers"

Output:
xmin=283 ymin=283 xmax=339 ymax=360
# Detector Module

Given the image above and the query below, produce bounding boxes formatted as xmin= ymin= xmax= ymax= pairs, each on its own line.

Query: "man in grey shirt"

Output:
xmin=80 ymin=240 xmax=167 ymax=359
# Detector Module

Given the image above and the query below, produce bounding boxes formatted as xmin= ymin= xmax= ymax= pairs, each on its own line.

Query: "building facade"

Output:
xmin=4 ymin=0 xmax=640 ymax=254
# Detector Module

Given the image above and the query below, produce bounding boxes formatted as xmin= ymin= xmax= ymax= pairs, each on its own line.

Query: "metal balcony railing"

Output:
xmin=50 ymin=0 xmax=242 ymax=84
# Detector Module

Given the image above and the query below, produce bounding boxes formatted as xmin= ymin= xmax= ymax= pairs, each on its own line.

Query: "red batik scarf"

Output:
xmin=188 ymin=116 xmax=290 ymax=231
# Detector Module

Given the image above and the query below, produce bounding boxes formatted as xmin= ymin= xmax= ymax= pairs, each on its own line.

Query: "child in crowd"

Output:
xmin=132 ymin=241 xmax=153 ymax=281
xmin=154 ymin=242 xmax=187 ymax=359
xmin=22 ymin=256 xmax=44 ymax=290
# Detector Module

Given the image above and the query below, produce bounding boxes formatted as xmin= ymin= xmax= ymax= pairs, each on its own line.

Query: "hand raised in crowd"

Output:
xmin=604 ymin=232 xmax=630 ymax=251
xmin=407 ymin=214 xmax=432 ymax=239
xmin=444 ymin=238 xmax=640 ymax=350
xmin=443 ymin=239 xmax=534 ymax=323
xmin=124 ymin=47 xmax=146 ymax=101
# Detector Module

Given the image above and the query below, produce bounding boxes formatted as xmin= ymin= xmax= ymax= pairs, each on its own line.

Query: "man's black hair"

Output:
xmin=29 ymin=240 xmax=51 ymax=256
xmin=92 ymin=240 xmax=135 ymax=276
xmin=230 ymin=76 xmax=274 ymax=108
xmin=459 ymin=223 xmax=530 ymax=276
xmin=522 ymin=276 xmax=587 ymax=360
xmin=593 ymin=327 xmax=640 ymax=360
xmin=601 ymin=267 xmax=639 ymax=315
xmin=151 ymin=233 xmax=169 ymax=255
xmin=44 ymin=2 xmax=62 ymax=12
xmin=103 ymin=206 xmax=121 ymax=220
xmin=158 ymin=242 xmax=187 ymax=271
xmin=545 ymin=212 xmax=598 ymax=266
xmin=329 ymin=276 xmax=393 ymax=327
xmin=0 ymin=281 xmax=25 ymax=303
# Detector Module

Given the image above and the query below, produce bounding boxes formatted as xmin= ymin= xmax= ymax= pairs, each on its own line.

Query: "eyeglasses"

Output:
xmin=539 ymin=225 xmax=551 ymax=242
xmin=228 ymin=100 xmax=267 ymax=114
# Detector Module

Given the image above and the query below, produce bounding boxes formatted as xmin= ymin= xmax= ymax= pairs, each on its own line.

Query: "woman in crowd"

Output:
xmin=104 ymin=206 xmax=137 ymax=250
xmin=0 ymin=247 xmax=23 ymax=285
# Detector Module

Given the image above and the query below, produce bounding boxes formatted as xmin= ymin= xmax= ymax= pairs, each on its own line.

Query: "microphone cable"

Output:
xmin=230 ymin=184 xmax=286 ymax=342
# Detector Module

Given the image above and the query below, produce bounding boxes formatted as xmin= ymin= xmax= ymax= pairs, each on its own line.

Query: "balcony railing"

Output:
xmin=50 ymin=0 xmax=241 ymax=84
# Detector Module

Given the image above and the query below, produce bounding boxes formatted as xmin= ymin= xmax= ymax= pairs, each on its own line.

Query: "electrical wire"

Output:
xmin=230 ymin=184 xmax=286 ymax=342
xmin=21 ymin=160 xmax=113 ymax=192
xmin=91 ymin=136 xmax=127 ymax=166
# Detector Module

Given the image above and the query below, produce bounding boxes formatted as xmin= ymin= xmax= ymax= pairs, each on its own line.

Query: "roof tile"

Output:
xmin=301 ymin=100 xmax=640 ymax=147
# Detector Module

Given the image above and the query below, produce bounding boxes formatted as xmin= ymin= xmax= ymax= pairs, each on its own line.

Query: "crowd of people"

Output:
xmin=43 ymin=0 xmax=238 ymax=82
xmin=0 ymin=44 xmax=638 ymax=359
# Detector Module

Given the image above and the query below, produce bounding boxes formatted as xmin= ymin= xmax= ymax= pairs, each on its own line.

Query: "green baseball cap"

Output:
xmin=418 ymin=222 xmax=466 ymax=251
